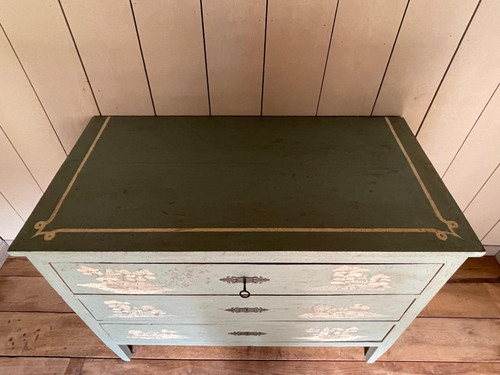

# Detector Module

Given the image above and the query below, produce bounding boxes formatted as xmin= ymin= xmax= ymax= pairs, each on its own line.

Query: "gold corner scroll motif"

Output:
xmin=33 ymin=116 xmax=459 ymax=241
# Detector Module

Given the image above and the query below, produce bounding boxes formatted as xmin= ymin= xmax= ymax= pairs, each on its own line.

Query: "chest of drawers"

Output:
xmin=9 ymin=116 xmax=484 ymax=363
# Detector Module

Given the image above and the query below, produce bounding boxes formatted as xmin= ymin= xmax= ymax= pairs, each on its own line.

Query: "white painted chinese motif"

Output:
xmin=77 ymin=265 xmax=169 ymax=294
xmin=104 ymin=300 xmax=168 ymax=318
xmin=310 ymin=266 xmax=392 ymax=291
xmin=296 ymin=327 xmax=365 ymax=341
xmin=300 ymin=303 xmax=386 ymax=319
xmin=127 ymin=329 xmax=185 ymax=340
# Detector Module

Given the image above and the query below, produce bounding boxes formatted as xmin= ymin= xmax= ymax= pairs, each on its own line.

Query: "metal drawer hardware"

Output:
xmin=225 ymin=307 xmax=269 ymax=313
xmin=220 ymin=276 xmax=270 ymax=299
xmin=219 ymin=276 xmax=270 ymax=284
xmin=228 ymin=331 xmax=266 ymax=336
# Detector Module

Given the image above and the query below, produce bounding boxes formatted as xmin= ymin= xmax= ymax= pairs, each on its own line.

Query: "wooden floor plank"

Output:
xmin=420 ymin=283 xmax=500 ymax=318
xmin=0 ymin=312 xmax=114 ymax=358
xmin=133 ymin=345 xmax=363 ymax=361
xmin=0 ymin=312 xmax=498 ymax=362
xmin=450 ymin=256 xmax=500 ymax=282
xmin=0 ymin=357 xmax=71 ymax=375
xmin=0 ymin=276 xmax=71 ymax=312
xmin=382 ymin=318 xmax=500 ymax=362
xmin=80 ymin=359 xmax=500 ymax=375
xmin=0 ymin=257 xmax=40 ymax=277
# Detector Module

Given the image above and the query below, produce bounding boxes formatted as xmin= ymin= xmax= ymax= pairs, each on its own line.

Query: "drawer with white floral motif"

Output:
xmin=101 ymin=321 xmax=394 ymax=345
xmin=52 ymin=263 xmax=441 ymax=295
xmin=79 ymin=295 xmax=415 ymax=323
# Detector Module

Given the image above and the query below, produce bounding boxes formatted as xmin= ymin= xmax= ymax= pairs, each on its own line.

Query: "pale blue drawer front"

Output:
xmin=53 ymin=263 xmax=441 ymax=295
xmin=80 ymin=295 xmax=414 ymax=323
xmin=102 ymin=321 xmax=394 ymax=345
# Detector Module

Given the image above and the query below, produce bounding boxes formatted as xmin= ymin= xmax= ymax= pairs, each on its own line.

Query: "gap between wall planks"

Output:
xmin=0 ymin=0 xmax=99 ymax=153
xmin=416 ymin=0 xmax=500 ymax=176
xmin=317 ymin=0 xmax=407 ymax=116
xmin=372 ymin=0 xmax=479 ymax=132
xmin=1 ymin=0 xmax=500 ymax=245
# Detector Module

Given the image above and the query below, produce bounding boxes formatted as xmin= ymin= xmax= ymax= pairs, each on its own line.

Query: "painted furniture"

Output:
xmin=9 ymin=116 xmax=484 ymax=363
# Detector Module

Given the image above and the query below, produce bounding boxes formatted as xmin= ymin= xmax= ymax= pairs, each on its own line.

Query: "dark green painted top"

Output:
xmin=10 ymin=116 xmax=483 ymax=252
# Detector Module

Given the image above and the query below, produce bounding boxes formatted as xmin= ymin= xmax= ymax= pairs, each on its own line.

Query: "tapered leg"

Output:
xmin=27 ymin=256 xmax=133 ymax=361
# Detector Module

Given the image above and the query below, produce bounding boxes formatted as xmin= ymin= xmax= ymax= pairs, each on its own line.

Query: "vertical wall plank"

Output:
xmin=0 ymin=28 xmax=66 ymax=190
xmin=464 ymin=166 xmax=500 ymax=240
xmin=132 ymin=0 xmax=209 ymax=115
xmin=203 ymin=0 xmax=266 ymax=115
xmin=417 ymin=0 xmax=500 ymax=175
xmin=318 ymin=0 xmax=406 ymax=116
xmin=0 ymin=130 xmax=42 ymax=221
xmin=0 ymin=0 xmax=99 ymax=152
xmin=60 ymin=0 xmax=154 ymax=115
xmin=262 ymin=0 xmax=337 ymax=115
xmin=0 ymin=194 xmax=24 ymax=241
xmin=373 ymin=0 xmax=479 ymax=132
xmin=443 ymin=86 xmax=500 ymax=210
xmin=483 ymin=221 xmax=500 ymax=245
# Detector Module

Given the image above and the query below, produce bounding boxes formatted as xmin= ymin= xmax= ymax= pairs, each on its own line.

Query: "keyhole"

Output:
xmin=239 ymin=277 xmax=251 ymax=298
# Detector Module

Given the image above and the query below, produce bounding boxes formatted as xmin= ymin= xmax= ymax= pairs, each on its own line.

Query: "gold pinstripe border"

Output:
xmin=33 ymin=116 xmax=459 ymax=242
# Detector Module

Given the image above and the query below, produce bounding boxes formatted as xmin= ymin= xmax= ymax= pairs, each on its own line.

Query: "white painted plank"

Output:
xmin=262 ymin=0 xmax=337 ymax=115
xmin=443 ymin=85 xmax=500 ymax=210
xmin=373 ymin=0 xmax=479 ymax=132
xmin=417 ymin=0 xmax=500 ymax=175
xmin=483 ymin=222 xmax=500 ymax=246
xmin=464 ymin=166 xmax=500 ymax=240
xmin=0 ymin=194 xmax=24 ymax=241
xmin=0 ymin=27 xmax=66 ymax=190
xmin=0 ymin=0 xmax=99 ymax=152
xmin=203 ymin=0 xmax=266 ymax=115
xmin=318 ymin=0 xmax=407 ymax=116
xmin=60 ymin=0 xmax=154 ymax=115
xmin=132 ymin=0 xmax=208 ymax=115
xmin=0 ymin=129 xmax=42 ymax=220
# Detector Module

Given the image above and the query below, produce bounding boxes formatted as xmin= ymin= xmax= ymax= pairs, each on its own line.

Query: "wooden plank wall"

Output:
xmin=0 ymin=0 xmax=498 ymax=249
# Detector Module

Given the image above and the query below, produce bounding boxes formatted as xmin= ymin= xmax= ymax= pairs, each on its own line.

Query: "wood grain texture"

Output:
xmin=450 ymin=256 xmax=500 ymax=281
xmin=381 ymin=317 xmax=500 ymax=362
xmin=0 ymin=194 xmax=24 ymax=241
xmin=0 ymin=257 xmax=40 ymax=277
xmin=464 ymin=167 xmax=500 ymax=240
xmin=0 ymin=277 xmax=71 ymax=313
xmin=0 ymin=357 xmax=71 ymax=375
xmin=80 ymin=359 xmax=500 ymax=375
xmin=60 ymin=0 xmax=153 ymax=115
xmin=0 ymin=128 xmax=42 ymax=220
xmin=0 ymin=27 xmax=66 ymax=190
xmin=132 ymin=0 xmax=209 ymax=115
xmin=262 ymin=0 xmax=337 ymax=115
xmin=443 ymin=86 xmax=500 ymax=209
xmin=483 ymin=221 xmax=500 ymax=246
xmin=0 ymin=312 xmax=114 ymax=358
xmin=421 ymin=283 xmax=500 ymax=318
xmin=373 ymin=0 xmax=479 ymax=132
xmin=203 ymin=0 xmax=266 ymax=115
xmin=318 ymin=0 xmax=407 ymax=116
xmin=417 ymin=0 xmax=500 ymax=175
xmin=0 ymin=0 xmax=99 ymax=152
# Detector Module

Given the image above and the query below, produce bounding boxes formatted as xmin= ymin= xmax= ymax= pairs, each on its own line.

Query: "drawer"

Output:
xmin=80 ymin=295 xmax=414 ymax=323
xmin=53 ymin=263 xmax=441 ymax=295
xmin=102 ymin=321 xmax=394 ymax=345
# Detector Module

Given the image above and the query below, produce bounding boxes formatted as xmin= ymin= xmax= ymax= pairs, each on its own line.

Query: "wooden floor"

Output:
xmin=0 ymin=257 xmax=499 ymax=375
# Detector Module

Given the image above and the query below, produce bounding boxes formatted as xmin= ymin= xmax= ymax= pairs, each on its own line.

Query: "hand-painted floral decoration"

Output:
xmin=300 ymin=303 xmax=386 ymax=319
xmin=77 ymin=265 xmax=169 ymax=293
